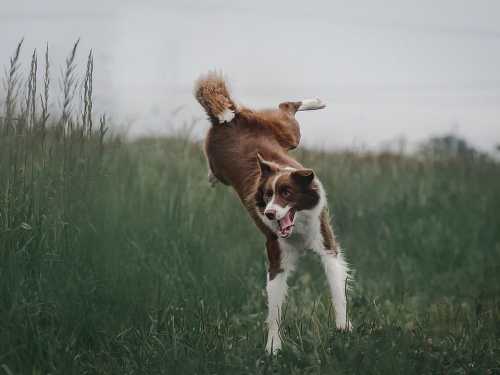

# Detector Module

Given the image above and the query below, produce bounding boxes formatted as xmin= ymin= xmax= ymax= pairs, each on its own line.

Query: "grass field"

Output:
xmin=1 ymin=42 xmax=500 ymax=374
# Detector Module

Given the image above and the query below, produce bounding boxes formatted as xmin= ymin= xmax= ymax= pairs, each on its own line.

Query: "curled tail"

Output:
xmin=194 ymin=72 xmax=237 ymax=125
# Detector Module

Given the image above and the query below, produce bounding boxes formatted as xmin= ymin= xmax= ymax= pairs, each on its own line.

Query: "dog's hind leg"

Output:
xmin=265 ymin=239 xmax=298 ymax=354
xmin=267 ymin=99 xmax=327 ymax=150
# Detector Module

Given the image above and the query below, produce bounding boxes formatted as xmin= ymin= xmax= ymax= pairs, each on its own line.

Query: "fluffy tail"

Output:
xmin=194 ymin=72 xmax=237 ymax=125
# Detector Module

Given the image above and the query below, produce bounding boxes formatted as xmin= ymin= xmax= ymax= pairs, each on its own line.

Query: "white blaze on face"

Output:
xmin=263 ymin=174 xmax=296 ymax=238
xmin=265 ymin=200 xmax=290 ymax=220
xmin=264 ymin=175 xmax=290 ymax=220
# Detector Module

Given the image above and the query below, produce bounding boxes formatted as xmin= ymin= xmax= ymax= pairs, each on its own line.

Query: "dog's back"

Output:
xmin=194 ymin=72 xmax=304 ymax=201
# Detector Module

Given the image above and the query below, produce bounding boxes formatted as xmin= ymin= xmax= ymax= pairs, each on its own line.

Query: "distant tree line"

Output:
xmin=419 ymin=134 xmax=493 ymax=162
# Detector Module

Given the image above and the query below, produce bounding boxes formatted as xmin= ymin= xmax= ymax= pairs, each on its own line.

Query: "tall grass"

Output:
xmin=0 ymin=41 xmax=110 ymax=373
xmin=1 ymin=42 xmax=499 ymax=374
xmin=1 ymin=39 xmax=108 ymax=277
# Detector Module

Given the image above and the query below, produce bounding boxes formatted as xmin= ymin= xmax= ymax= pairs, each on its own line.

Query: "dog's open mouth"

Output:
xmin=278 ymin=209 xmax=295 ymax=238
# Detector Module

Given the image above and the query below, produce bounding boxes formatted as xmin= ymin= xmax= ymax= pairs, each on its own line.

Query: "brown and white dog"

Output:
xmin=194 ymin=73 xmax=351 ymax=354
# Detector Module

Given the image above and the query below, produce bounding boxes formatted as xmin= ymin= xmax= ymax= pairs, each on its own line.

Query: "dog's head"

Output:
xmin=255 ymin=154 xmax=321 ymax=238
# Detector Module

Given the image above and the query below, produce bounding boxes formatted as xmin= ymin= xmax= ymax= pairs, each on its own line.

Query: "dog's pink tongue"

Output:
xmin=279 ymin=211 xmax=293 ymax=229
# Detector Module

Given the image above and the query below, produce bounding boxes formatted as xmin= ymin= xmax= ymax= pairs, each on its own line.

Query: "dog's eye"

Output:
xmin=264 ymin=190 xmax=273 ymax=199
xmin=281 ymin=188 xmax=291 ymax=198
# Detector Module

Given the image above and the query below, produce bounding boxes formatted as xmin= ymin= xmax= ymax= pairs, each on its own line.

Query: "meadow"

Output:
xmin=1 ymin=42 xmax=499 ymax=374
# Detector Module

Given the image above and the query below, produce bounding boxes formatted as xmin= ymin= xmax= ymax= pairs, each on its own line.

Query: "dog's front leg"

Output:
xmin=265 ymin=239 xmax=298 ymax=354
xmin=319 ymin=249 xmax=352 ymax=331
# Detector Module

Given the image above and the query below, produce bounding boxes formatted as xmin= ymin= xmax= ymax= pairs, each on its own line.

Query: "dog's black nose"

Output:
xmin=265 ymin=210 xmax=276 ymax=220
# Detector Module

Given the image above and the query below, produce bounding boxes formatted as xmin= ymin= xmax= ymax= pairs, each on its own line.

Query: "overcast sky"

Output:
xmin=1 ymin=0 xmax=499 ymax=152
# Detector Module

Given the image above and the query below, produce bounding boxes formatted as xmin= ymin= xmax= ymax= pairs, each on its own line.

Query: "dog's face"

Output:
xmin=255 ymin=154 xmax=320 ymax=238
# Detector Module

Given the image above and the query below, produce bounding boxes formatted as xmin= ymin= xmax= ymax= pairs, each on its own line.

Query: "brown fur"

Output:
xmin=320 ymin=208 xmax=338 ymax=254
xmin=266 ymin=238 xmax=283 ymax=280
xmin=204 ymin=107 xmax=302 ymax=207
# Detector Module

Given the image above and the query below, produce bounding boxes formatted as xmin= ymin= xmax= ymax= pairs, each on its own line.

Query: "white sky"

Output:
xmin=1 ymin=0 xmax=499 ymax=152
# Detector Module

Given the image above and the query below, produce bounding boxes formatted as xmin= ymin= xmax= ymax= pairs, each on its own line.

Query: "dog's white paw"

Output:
xmin=336 ymin=319 xmax=353 ymax=332
xmin=265 ymin=334 xmax=282 ymax=355
xmin=297 ymin=98 xmax=326 ymax=111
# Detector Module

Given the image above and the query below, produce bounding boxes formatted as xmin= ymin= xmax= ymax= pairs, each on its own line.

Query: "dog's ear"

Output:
xmin=291 ymin=169 xmax=315 ymax=187
xmin=256 ymin=153 xmax=277 ymax=178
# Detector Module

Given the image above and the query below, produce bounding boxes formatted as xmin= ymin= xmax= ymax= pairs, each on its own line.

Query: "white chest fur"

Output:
xmin=281 ymin=206 xmax=323 ymax=252
xmin=283 ymin=179 xmax=326 ymax=253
